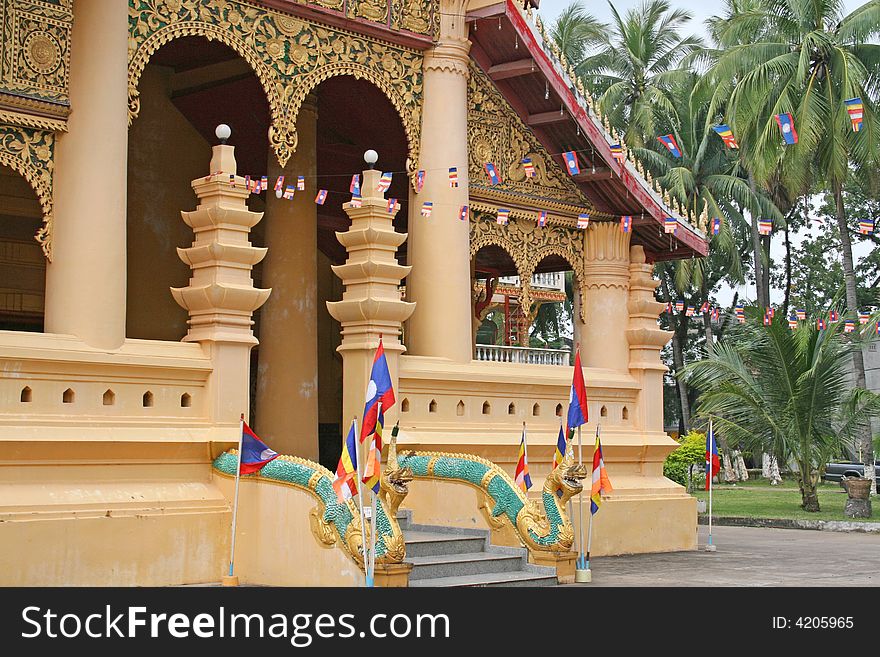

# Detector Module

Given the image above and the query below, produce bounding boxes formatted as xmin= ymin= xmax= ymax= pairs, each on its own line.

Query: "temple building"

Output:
xmin=0 ymin=0 xmax=707 ymax=585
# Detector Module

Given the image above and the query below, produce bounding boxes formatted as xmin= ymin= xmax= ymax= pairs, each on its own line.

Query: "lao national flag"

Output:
xmin=566 ymin=348 xmax=588 ymax=435
xmin=620 ymin=215 xmax=632 ymax=233
xmin=239 ymin=421 xmax=279 ymax=475
xmin=360 ymin=338 xmax=395 ymax=447
xmin=537 ymin=211 xmax=547 ymax=227
xmin=658 ymin=134 xmax=682 ymax=157
xmin=704 ymin=427 xmax=719 ymax=490
xmin=484 ymin=162 xmax=501 ymax=185
xmin=775 ymin=113 xmax=798 ymax=144
xmin=274 ymin=176 xmax=284 ymax=192
xmin=415 ymin=169 xmax=425 ymax=193
xmin=712 ymin=217 xmax=721 ymax=235
xmin=315 ymin=189 xmax=328 ymax=205
xmin=711 ymin=307 xmax=719 ymax=322
xmin=458 ymin=205 xmax=469 ymax=221
xmin=563 ymin=151 xmax=580 ymax=175
xmin=350 ymin=174 xmax=360 ymax=195
xmin=387 ymin=197 xmax=399 ymax=213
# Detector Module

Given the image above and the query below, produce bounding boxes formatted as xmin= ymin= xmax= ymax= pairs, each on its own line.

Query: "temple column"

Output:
xmin=254 ymin=97 xmax=318 ymax=459
xmin=171 ymin=140 xmax=270 ymax=427
xmin=327 ymin=169 xmax=416 ymax=436
xmin=580 ymin=222 xmax=631 ymax=371
xmin=44 ymin=0 xmax=128 ymax=349
xmin=406 ymin=0 xmax=472 ymax=362
xmin=626 ymin=245 xmax=672 ymax=432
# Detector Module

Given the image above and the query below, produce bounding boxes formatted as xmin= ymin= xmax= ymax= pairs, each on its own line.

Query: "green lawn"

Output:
xmin=692 ymin=478 xmax=880 ymax=523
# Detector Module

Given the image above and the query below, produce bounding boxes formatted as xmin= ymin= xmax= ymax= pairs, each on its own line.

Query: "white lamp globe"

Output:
xmin=215 ymin=124 xmax=232 ymax=143
xmin=275 ymin=188 xmax=283 ymax=199
xmin=364 ymin=149 xmax=379 ymax=168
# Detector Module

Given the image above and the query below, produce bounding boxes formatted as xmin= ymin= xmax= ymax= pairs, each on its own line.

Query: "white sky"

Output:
xmin=536 ymin=0 xmax=873 ymax=307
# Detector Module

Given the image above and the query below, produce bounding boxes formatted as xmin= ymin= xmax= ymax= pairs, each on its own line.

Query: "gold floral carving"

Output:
xmin=468 ymin=63 xmax=587 ymax=207
xmin=0 ymin=122 xmax=54 ymax=259
xmin=128 ymin=0 xmax=425 ymax=172
xmin=470 ymin=211 xmax=586 ymax=322
xmin=0 ymin=0 xmax=73 ymax=126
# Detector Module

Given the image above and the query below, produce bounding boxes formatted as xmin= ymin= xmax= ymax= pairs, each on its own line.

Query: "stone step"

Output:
xmin=407 ymin=551 xmax=525 ymax=581
xmin=403 ymin=530 xmax=487 ymax=558
xmin=408 ymin=570 xmax=558 ymax=587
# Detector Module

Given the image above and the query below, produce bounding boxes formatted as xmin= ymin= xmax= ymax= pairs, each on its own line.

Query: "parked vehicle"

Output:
xmin=822 ymin=461 xmax=880 ymax=492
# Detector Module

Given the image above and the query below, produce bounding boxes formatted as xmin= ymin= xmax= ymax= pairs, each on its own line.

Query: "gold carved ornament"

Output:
xmin=0 ymin=123 xmax=54 ymax=259
xmin=470 ymin=211 xmax=587 ymax=323
xmin=128 ymin=0 xmax=425 ymax=176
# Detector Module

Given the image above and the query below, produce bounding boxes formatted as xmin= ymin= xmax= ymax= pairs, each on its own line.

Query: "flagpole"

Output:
xmin=575 ymin=423 xmax=589 ymax=582
xmin=223 ymin=413 xmax=245 ymax=586
xmin=352 ymin=416 xmax=369 ymax=586
xmin=706 ymin=418 xmax=716 ymax=552
xmin=584 ymin=424 xmax=598 ymax=578
xmin=368 ymin=401 xmax=382 ymax=587
xmin=562 ymin=416 xmax=575 ymax=554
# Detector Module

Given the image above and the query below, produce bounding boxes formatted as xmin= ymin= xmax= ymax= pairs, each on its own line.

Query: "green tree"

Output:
xmin=684 ymin=313 xmax=880 ymax=511
xmin=547 ymin=2 xmax=607 ymax=71
xmin=707 ymin=0 xmax=880 ymax=490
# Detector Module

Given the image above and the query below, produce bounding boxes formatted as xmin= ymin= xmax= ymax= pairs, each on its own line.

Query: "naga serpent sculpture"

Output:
xmin=398 ymin=442 xmax=587 ymax=553
xmin=212 ymin=445 xmax=412 ymax=567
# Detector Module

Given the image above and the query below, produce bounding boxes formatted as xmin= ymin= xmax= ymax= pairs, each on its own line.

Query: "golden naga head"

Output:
xmin=380 ymin=422 xmax=413 ymax=505
xmin=546 ymin=441 xmax=588 ymax=504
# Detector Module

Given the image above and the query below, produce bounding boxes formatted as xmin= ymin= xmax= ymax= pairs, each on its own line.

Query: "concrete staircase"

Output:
xmin=399 ymin=511 xmax=557 ymax=587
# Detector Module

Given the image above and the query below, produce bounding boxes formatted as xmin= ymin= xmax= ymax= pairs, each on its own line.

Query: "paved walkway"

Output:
xmin=573 ymin=525 xmax=880 ymax=587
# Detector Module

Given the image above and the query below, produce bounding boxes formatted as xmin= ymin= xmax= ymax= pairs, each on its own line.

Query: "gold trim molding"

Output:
xmin=0 ymin=122 xmax=54 ymax=259
xmin=128 ymin=0 xmax=424 ymax=174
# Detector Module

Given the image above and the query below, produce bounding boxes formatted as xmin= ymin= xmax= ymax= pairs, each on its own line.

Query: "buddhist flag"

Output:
xmin=664 ymin=216 xmax=677 ymax=234
xmin=377 ymin=172 xmax=393 ymax=193
xmin=362 ymin=413 xmax=383 ymax=495
xmin=712 ymin=217 xmax=721 ymax=235
xmin=577 ymin=213 xmax=589 ymax=229
xmin=283 ymin=185 xmax=295 ymax=200
xmin=537 ymin=211 xmax=547 ymax=227
xmin=238 ymin=421 xmax=279 ymax=475
xmin=386 ymin=198 xmax=399 ymax=213
xmin=758 ymin=219 xmax=773 ymax=235
xmin=350 ymin=194 xmax=363 ymax=208
xmin=610 ymin=143 xmax=625 ymax=162
xmin=260 ymin=176 xmax=268 ymax=192
xmin=514 ymin=426 xmax=532 ymax=492
xmin=675 ymin=300 xmax=685 ymax=312
xmin=229 ymin=174 xmax=236 ymax=187
xmin=563 ymin=151 xmax=580 ymax=175
xmin=420 ymin=201 xmax=433 ymax=217
xmin=859 ymin=219 xmax=874 ymax=235
xmin=523 ymin=158 xmax=536 ymax=178
xmin=485 ymin=162 xmax=501 ymax=185
xmin=315 ymin=189 xmax=328 ymax=205
xmin=297 ymin=175 xmax=305 ymax=191
xmin=686 ymin=305 xmax=695 ymax=317
xmin=552 ymin=424 xmax=567 ymax=471
xmin=844 ymin=320 xmax=856 ymax=333
xmin=704 ymin=427 xmax=719 ymax=491
xmin=796 ymin=308 xmax=806 ymax=320
xmin=859 ymin=311 xmax=870 ymax=324
xmin=350 ymin=174 xmax=360 ymax=195
xmin=657 ymin=134 xmax=682 ymax=157
xmin=712 ymin=124 xmax=738 ymax=149
xmin=415 ymin=169 xmax=425 ymax=193
xmin=566 ymin=347 xmax=588 ymax=435
xmin=274 ymin=176 xmax=285 ymax=192
xmin=244 ymin=175 xmax=251 ymax=191
xmin=449 ymin=167 xmax=459 ymax=188
xmin=788 ymin=316 xmax=798 ymax=329
xmin=332 ymin=422 xmax=358 ymax=503
xmin=620 ymin=215 xmax=632 ymax=233
xmin=590 ymin=434 xmax=613 ymax=514
xmin=497 ymin=208 xmax=510 ymax=225
xmin=775 ymin=112 xmax=798 ymax=144
xmin=845 ymin=97 xmax=864 ymax=132
xmin=458 ymin=205 xmax=469 ymax=221
xmin=735 ymin=304 xmax=744 ymax=317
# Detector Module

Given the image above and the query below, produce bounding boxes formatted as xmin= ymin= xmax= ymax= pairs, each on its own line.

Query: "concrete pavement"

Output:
xmin=572 ymin=525 xmax=880 ymax=587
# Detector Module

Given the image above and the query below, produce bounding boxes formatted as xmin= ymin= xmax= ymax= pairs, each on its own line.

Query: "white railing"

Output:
xmin=475 ymin=344 xmax=570 ymax=366
xmin=497 ymin=272 xmax=565 ymax=292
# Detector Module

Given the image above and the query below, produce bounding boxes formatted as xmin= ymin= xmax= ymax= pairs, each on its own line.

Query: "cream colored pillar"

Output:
xmin=327 ymin=169 xmax=416 ymax=435
xmin=581 ymin=222 xmax=631 ymax=371
xmin=406 ymin=0 xmax=472 ymax=363
xmin=254 ymin=98 xmax=318 ymax=459
xmin=171 ymin=142 xmax=270 ymax=426
xmin=44 ymin=0 xmax=128 ymax=349
xmin=626 ymin=245 xmax=672 ymax=432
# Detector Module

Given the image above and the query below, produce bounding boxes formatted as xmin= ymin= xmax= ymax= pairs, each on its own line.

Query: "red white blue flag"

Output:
xmin=260 ymin=176 xmax=268 ymax=192
xmin=386 ymin=198 xmax=399 ymax=213
xmin=315 ymin=189 xmax=328 ymax=205
xmin=359 ymin=338 xmax=395 ymax=448
xmin=349 ymin=194 xmax=363 ymax=208
xmin=415 ymin=170 xmax=425 ymax=193
xmin=775 ymin=113 xmax=798 ymax=144
xmin=563 ymin=151 xmax=580 ymax=175
xmin=239 ymin=421 xmax=279 ymax=475
xmin=538 ymin=211 xmax=547 ymax=227
xmin=459 ymin=205 xmax=468 ymax=221
xmin=275 ymin=176 xmax=284 ymax=192
xmin=705 ymin=427 xmax=719 ymax=490
xmin=484 ymin=162 xmax=501 ymax=185
xmin=712 ymin=217 xmax=721 ymax=235
xmin=658 ymin=134 xmax=682 ymax=157
xmin=566 ymin=347 xmax=588 ymax=435
xmin=350 ymin=174 xmax=360 ymax=195
xmin=620 ymin=215 xmax=632 ymax=233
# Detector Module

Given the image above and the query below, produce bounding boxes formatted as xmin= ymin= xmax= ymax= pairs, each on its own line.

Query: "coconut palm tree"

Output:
xmin=573 ymin=0 xmax=704 ymax=147
xmin=707 ymin=0 xmax=880 ymax=492
xmin=685 ymin=313 xmax=880 ymax=511
xmin=547 ymin=2 xmax=607 ymax=72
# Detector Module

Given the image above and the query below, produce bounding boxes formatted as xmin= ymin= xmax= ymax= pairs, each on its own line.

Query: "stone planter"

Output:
xmin=842 ymin=477 xmax=872 ymax=518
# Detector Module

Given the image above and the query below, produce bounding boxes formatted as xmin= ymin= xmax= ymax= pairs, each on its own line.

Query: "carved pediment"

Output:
xmin=467 ymin=62 xmax=587 ymax=207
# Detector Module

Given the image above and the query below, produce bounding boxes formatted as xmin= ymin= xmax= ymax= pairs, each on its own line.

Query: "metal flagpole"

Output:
xmin=585 ymin=424 xmax=599 ymax=571
xmin=562 ymin=416 xmax=575 ymax=554
xmin=223 ymin=413 xmax=245 ymax=586
xmin=367 ymin=401 xmax=382 ymax=587
xmin=706 ymin=418 xmax=716 ymax=552
xmin=352 ymin=416 xmax=369 ymax=585
xmin=575 ymin=423 xmax=589 ymax=582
